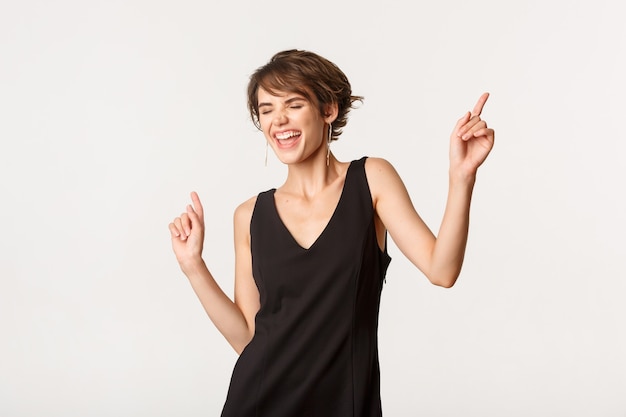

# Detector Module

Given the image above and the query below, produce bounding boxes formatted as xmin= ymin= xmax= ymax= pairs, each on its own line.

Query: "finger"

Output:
xmin=458 ymin=115 xmax=483 ymax=138
xmin=471 ymin=92 xmax=490 ymax=117
xmin=186 ymin=204 xmax=203 ymax=230
xmin=463 ymin=130 xmax=495 ymax=151
xmin=454 ymin=111 xmax=471 ymax=137
xmin=190 ymin=191 xmax=204 ymax=223
xmin=168 ymin=222 xmax=181 ymax=238
xmin=173 ymin=217 xmax=187 ymax=240
xmin=462 ymin=120 xmax=487 ymax=140
xmin=180 ymin=213 xmax=192 ymax=237
xmin=456 ymin=111 xmax=471 ymax=128
xmin=470 ymin=127 xmax=495 ymax=141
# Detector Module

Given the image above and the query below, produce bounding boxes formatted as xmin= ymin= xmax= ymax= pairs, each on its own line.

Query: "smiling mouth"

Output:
xmin=274 ymin=130 xmax=301 ymax=148
xmin=275 ymin=130 xmax=301 ymax=140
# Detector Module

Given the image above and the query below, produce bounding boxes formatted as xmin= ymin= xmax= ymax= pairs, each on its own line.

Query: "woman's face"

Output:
xmin=257 ymin=87 xmax=328 ymax=166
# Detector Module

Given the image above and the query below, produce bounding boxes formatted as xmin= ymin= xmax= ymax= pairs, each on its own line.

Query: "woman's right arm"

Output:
xmin=168 ymin=192 xmax=259 ymax=354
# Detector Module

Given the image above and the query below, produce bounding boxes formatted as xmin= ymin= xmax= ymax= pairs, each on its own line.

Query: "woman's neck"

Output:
xmin=280 ymin=153 xmax=346 ymax=198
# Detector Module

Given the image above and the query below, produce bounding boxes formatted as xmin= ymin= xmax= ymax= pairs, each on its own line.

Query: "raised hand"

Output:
xmin=168 ymin=191 xmax=205 ymax=269
xmin=449 ymin=92 xmax=495 ymax=179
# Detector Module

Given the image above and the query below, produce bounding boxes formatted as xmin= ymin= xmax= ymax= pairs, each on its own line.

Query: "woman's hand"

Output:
xmin=168 ymin=191 xmax=205 ymax=270
xmin=449 ymin=92 xmax=495 ymax=180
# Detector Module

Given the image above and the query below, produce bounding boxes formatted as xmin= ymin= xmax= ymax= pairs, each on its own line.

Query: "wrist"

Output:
xmin=449 ymin=168 xmax=477 ymax=188
xmin=180 ymin=256 xmax=207 ymax=276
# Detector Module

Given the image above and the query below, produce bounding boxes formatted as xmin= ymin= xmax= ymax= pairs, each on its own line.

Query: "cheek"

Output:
xmin=258 ymin=119 xmax=270 ymax=134
xmin=261 ymin=125 xmax=273 ymax=141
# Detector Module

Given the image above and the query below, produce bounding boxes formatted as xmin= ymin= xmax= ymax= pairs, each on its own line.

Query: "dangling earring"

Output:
xmin=265 ymin=141 xmax=268 ymax=167
xmin=326 ymin=123 xmax=332 ymax=166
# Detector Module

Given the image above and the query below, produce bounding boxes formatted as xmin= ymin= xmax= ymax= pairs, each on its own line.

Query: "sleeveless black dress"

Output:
xmin=221 ymin=157 xmax=391 ymax=417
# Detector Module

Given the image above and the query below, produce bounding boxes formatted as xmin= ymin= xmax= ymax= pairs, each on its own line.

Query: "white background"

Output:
xmin=1 ymin=0 xmax=624 ymax=416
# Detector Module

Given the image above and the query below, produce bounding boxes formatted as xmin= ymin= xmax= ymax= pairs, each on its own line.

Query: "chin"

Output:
xmin=277 ymin=156 xmax=301 ymax=165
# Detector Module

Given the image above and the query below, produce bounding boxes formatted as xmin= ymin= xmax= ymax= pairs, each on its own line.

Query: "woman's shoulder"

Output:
xmin=234 ymin=186 xmax=278 ymax=214
xmin=362 ymin=156 xmax=406 ymax=204
xmin=234 ymin=194 xmax=258 ymax=225
xmin=363 ymin=156 xmax=401 ymax=181
xmin=363 ymin=156 xmax=394 ymax=170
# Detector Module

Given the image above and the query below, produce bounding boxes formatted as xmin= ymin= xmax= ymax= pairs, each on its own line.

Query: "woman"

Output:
xmin=169 ymin=49 xmax=495 ymax=416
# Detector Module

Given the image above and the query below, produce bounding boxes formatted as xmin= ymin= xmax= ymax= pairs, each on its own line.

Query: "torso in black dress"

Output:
xmin=221 ymin=157 xmax=391 ymax=417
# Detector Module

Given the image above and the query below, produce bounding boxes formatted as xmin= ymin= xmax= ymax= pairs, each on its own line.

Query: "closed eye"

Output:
xmin=285 ymin=97 xmax=307 ymax=109
xmin=258 ymin=104 xmax=273 ymax=115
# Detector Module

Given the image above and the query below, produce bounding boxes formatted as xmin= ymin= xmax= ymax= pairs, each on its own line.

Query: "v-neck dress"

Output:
xmin=221 ymin=157 xmax=391 ymax=417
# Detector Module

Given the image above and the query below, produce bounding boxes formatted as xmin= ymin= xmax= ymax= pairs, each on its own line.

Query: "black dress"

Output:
xmin=221 ymin=157 xmax=391 ymax=417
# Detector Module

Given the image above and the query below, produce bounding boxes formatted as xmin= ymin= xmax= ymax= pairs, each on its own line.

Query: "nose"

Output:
xmin=272 ymin=108 xmax=288 ymax=126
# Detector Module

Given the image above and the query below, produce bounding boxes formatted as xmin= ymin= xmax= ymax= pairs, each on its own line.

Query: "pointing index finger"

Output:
xmin=190 ymin=191 xmax=204 ymax=220
xmin=471 ymin=92 xmax=490 ymax=117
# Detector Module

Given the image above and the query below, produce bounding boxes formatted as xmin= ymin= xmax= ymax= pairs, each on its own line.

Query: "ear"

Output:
xmin=323 ymin=102 xmax=339 ymax=124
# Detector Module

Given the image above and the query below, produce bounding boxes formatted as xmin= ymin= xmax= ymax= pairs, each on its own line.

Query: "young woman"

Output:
xmin=168 ymin=49 xmax=495 ymax=416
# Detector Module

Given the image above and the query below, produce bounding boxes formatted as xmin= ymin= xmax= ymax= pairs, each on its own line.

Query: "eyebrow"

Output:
xmin=258 ymin=96 xmax=307 ymax=109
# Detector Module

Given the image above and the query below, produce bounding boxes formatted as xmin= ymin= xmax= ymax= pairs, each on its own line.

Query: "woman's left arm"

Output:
xmin=368 ymin=93 xmax=495 ymax=288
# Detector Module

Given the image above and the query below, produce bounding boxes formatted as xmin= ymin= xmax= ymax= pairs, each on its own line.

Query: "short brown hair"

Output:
xmin=247 ymin=49 xmax=363 ymax=141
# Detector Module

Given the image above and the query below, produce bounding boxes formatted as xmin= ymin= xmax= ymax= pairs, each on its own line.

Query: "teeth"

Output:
xmin=276 ymin=131 xmax=300 ymax=140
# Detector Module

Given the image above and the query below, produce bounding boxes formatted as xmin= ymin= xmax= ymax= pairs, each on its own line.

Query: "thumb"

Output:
xmin=454 ymin=111 xmax=471 ymax=135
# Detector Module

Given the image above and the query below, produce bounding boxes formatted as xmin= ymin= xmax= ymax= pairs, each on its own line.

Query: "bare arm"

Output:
xmin=368 ymin=93 xmax=495 ymax=288
xmin=169 ymin=192 xmax=259 ymax=354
